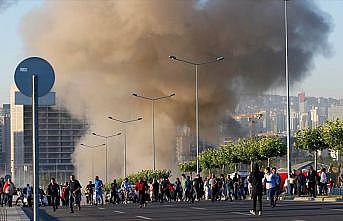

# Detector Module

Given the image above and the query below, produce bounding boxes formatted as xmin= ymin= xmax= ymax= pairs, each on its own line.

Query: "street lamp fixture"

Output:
xmin=107 ymin=116 xmax=143 ymax=177
xmin=91 ymin=131 xmax=122 ymax=183
xmin=131 ymin=92 xmax=175 ymax=170
xmin=169 ymin=54 xmax=224 ymax=174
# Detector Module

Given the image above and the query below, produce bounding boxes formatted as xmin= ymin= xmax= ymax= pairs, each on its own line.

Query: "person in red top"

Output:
xmin=3 ymin=178 xmax=15 ymax=207
xmin=135 ymin=177 xmax=148 ymax=208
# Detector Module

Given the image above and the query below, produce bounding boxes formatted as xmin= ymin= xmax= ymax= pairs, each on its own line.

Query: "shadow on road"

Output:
xmin=23 ymin=207 xmax=60 ymax=221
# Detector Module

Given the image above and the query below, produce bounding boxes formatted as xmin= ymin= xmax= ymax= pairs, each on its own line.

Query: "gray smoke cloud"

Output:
xmin=19 ymin=0 xmax=331 ymax=181
xmin=0 ymin=0 xmax=16 ymax=12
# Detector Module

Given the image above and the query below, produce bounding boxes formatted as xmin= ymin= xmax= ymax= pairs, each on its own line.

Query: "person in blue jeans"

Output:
xmin=94 ymin=176 xmax=104 ymax=206
xmin=263 ymin=167 xmax=277 ymax=208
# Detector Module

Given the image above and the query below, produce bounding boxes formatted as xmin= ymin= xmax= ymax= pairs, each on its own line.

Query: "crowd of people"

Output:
xmin=1 ymin=164 xmax=343 ymax=217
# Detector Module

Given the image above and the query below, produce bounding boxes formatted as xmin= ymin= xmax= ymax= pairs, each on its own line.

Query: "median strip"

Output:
xmin=136 ymin=215 xmax=152 ymax=220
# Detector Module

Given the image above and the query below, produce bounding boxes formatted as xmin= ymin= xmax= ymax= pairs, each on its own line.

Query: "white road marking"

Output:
xmin=331 ymin=208 xmax=343 ymax=212
xmin=136 ymin=215 xmax=152 ymax=220
xmin=231 ymin=211 xmax=252 ymax=216
xmin=190 ymin=207 xmax=207 ymax=210
xmin=113 ymin=210 xmax=125 ymax=214
xmin=98 ymin=207 xmax=105 ymax=210
xmin=162 ymin=204 xmax=173 ymax=207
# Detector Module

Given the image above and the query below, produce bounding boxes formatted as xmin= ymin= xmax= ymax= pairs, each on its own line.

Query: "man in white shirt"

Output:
xmin=319 ymin=168 xmax=328 ymax=195
xmin=263 ymin=167 xmax=277 ymax=208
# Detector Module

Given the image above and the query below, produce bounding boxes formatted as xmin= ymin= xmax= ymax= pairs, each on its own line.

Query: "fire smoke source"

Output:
xmin=20 ymin=0 xmax=331 ymax=181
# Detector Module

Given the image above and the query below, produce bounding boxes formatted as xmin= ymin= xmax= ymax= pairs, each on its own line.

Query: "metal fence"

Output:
xmin=331 ymin=187 xmax=343 ymax=196
xmin=0 ymin=207 xmax=7 ymax=221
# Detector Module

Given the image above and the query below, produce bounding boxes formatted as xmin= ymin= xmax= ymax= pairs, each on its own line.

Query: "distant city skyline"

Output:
xmin=0 ymin=0 xmax=342 ymax=105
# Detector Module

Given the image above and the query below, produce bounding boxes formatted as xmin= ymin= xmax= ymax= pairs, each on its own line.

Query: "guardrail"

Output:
xmin=0 ymin=207 xmax=7 ymax=221
xmin=331 ymin=187 xmax=343 ymax=196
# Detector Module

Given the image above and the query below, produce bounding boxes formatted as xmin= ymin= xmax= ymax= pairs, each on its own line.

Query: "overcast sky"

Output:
xmin=0 ymin=0 xmax=342 ymax=105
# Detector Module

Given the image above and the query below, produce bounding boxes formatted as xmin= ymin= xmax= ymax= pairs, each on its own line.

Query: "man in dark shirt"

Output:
xmin=85 ymin=181 xmax=94 ymax=205
xmin=68 ymin=175 xmax=82 ymax=213
xmin=110 ymin=179 xmax=118 ymax=204
xmin=249 ymin=163 xmax=264 ymax=216
xmin=307 ymin=166 xmax=318 ymax=198
xmin=47 ymin=178 xmax=60 ymax=212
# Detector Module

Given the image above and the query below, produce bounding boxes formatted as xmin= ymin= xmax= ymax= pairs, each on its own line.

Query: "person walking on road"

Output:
xmin=69 ymin=175 xmax=82 ymax=213
xmin=121 ymin=178 xmax=131 ymax=204
xmin=2 ymin=178 xmax=15 ymax=207
xmin=110 ymin=179 xmax=118 ymax=204
xmin=47 ymin=177 xmax=60 ymax=212
xmin=85 ymin=181 xmax=94 ymax=205
xmin=94 ymin=176 xmax=104 ymax=206
xmin=249 ymin=163 xmax=264 ymax=216
xmin=263 ymin=167 xmax=277 ymax=208
xmin=135 ymin=177 xmax=148 ymax=208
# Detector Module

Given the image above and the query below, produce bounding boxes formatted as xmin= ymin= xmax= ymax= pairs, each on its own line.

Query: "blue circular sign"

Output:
xmin=14 ymin=57 xmax=55 ymax=97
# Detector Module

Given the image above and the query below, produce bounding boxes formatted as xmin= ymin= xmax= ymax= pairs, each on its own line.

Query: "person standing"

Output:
xmin=296 ymin=170 xmax=306 ymax=196
xmin=210 ymin=174 xmax=218 ymax=202
xmin=61 ymin=182 xmax=69 ymax=207
xmin=249 ymin=163 xmax=264 ymax=216
xmin=110 ymin=179 xmax=118 ymax=204
xmin=69 ymin=175 xmax=82 ymax=213
xmin=175 ymin=178 xmax=182 ymax=201
xmin=152 ymin=179 xmax=159 ymax=202
xmin=0 ymin=177 xmax=4 ymax=206
xmin=307 ymin=166 xmax=318 ymax=198
xmin=289 ymin=170 xmax=297 ymax=196
xmin=47 ymin=178 xmax=60 ymax=212
xmin=263 ymin=167 xmax=277 ymax=208
xmin=319 ymin=168 xmax=328 ymax=195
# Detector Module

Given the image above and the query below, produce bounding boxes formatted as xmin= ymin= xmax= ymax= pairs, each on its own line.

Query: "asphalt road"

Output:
xmin=23 ymin=200 xmax=343 ymax=221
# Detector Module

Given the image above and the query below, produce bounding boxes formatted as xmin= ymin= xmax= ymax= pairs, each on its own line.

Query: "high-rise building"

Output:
xmin=298 ymin=92 xmax=306 ymax=113
xmin=310 ymin=107 xmax=320 ymax=128
xmin=328 ymin=106 xmax=343 ymax=120
xmin=10 ymin=86 xmax=88 ymax=186
xmin=0 ymin=104 xmax=10 ymax=175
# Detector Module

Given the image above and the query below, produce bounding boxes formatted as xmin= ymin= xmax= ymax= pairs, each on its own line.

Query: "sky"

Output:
xmin=0 ymin=0 xmax=342 ymax=105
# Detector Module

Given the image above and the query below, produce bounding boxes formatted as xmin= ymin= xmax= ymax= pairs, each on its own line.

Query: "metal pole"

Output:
xmin=105 ymin=137 xmax=108 ymax=183
xmin=152 ymin=101 xmax=156 ymax=170
xmin=285 ymin=0 xmax=291 ymax=179
xmin=124 ymin=127 xmax=127 ymax=177
xmin=195 ymin=64 xmax=199 ymax=174
xmin=32 ymin=75 xmax=39 ymax=221
xmin=92 ymin=152 xmax=94 ymax=179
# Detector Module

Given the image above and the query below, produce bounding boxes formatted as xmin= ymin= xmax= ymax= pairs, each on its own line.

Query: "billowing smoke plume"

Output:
xmin=20 ymin=0 xmax=331 ymax=181
xmin=0 ymin=0 xmax=16 ymax=12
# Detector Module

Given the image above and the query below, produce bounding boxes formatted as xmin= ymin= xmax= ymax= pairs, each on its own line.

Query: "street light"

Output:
xmin=132 ymin=92 xmax=175 ymax=170
xmin=80 ymin=143 xmax=105 ymax=179
xmin=169 ymin=54 xmax=224 ymax=174
xmin=284 ymin=0 xmax=292 ymax=179
xmin=91 ymin=132 xmax=121 ymax=183
xmin=107 ymin=116 xmax=143 ymax=177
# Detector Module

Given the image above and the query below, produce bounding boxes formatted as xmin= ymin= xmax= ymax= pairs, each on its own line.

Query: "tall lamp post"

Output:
xmin=80 ymin=143 xmax=105 ymax=179
xmin=91 ymin=132 xmax=122 ymax=183
xmin=169 ymin=55 xmax=224 ymax=174
xmin=132 ymin=93 xmax=175 ymax=170
xmin=284 ymin=0 xmax=291 ymax=178
xmin=107 ymin=116 xmax=143 ymax=177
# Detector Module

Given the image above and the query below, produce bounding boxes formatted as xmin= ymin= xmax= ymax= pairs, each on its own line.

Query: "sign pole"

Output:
xmin=32 ymin=75 xmax=39 ymax=221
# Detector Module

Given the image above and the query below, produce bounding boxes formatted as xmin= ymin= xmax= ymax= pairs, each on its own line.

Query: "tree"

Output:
xmin=198 ymin=148 xmax=217 ymax=174
xmin=178 ymin=160 xmax=197 ymax=173
xmin=322 ymin=119 xmax=343 ymax=151
xmin=295 ymin=127 xmax=328 ymax=171
xmin=258 ymin=136 xmax=287 ymax=166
